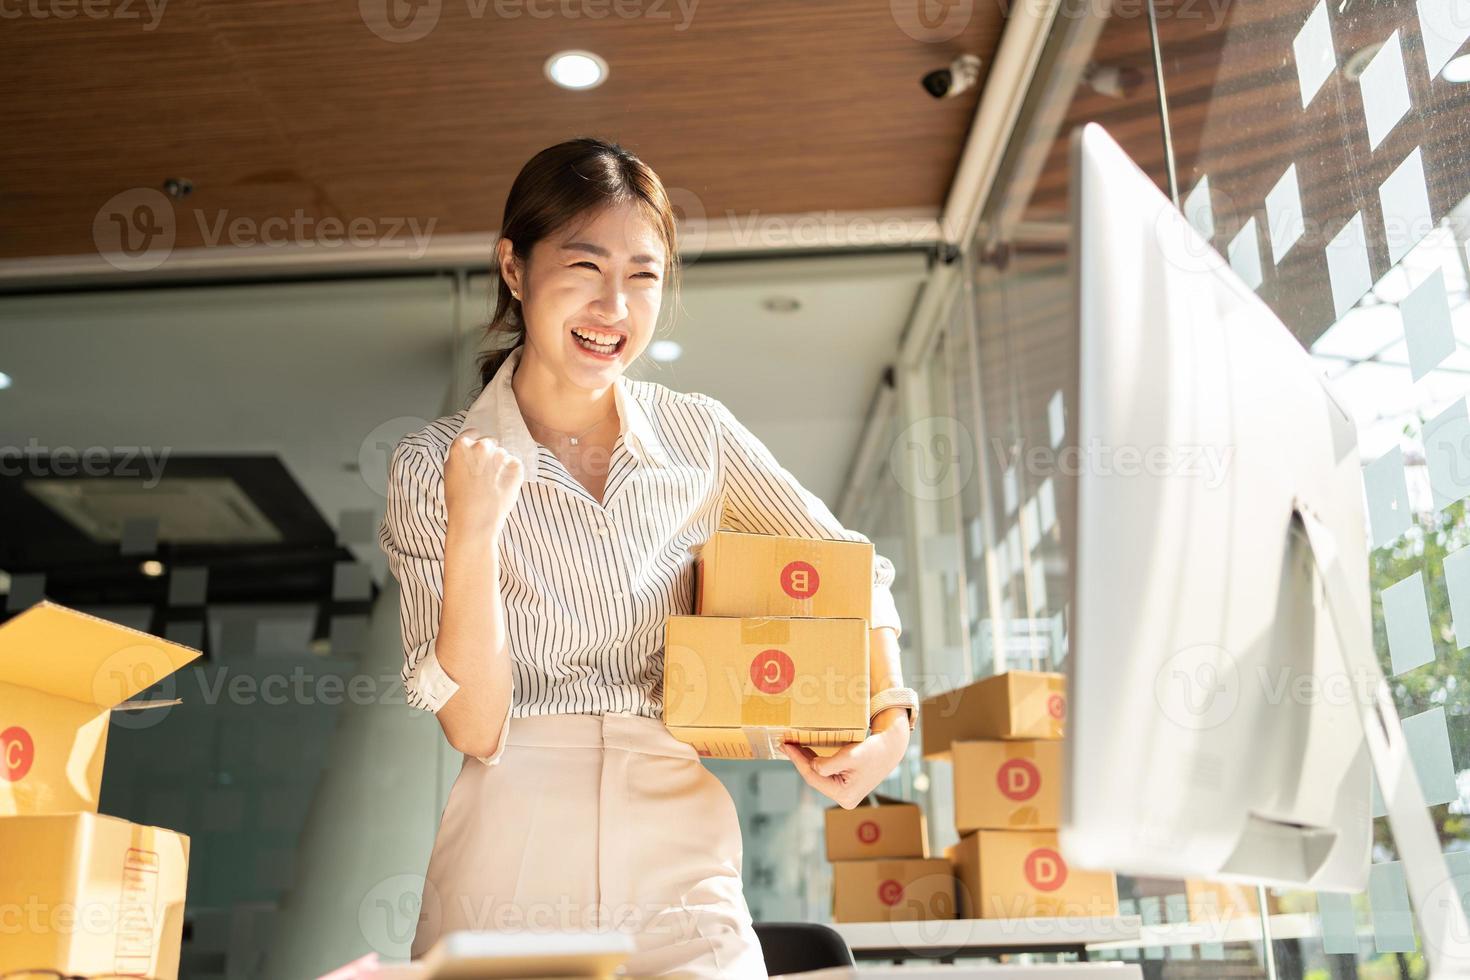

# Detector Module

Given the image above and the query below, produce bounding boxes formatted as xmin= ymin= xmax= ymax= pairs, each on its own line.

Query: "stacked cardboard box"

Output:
xmin=826 ymin=794 xmax=953 ymax=923
xmin=0 ymin=600 xmax=201 ymax=978
xmin=1183 ymin=878 xmax=1283 ymax=923
xmin=922 ymin=671 xmax=1119 ymax=919
xmin=662 ymin=502 xmax=873 ymax=760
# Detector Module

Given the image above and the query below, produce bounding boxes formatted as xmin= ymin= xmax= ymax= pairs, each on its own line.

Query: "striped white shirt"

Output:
xmin=377 ymin=343 xmax=903 ymax=765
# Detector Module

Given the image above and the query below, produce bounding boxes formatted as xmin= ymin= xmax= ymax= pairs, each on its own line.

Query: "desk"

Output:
xmin=830 ymin=916 xmax=1144 ymax=962
xmin=772 ymin=965 xmax=1144 ymax=978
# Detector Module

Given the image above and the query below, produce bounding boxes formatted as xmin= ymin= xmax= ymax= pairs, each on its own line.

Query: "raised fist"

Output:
xmin=445 ymin=427 xmax=525 ymax=536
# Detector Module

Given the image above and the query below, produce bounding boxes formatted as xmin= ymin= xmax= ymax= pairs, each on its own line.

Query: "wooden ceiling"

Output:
xmin=0 ymin=1 xmax=1006 ymax=263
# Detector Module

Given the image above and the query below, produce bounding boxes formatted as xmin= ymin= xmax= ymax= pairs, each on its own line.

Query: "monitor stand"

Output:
xmin=1295 ymin=500 xmax=1470 ymax=977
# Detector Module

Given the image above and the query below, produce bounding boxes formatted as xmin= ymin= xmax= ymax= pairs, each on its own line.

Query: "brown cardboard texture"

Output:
xmin=950 ymin=830 xmax=1118 ymax=919
xmin=825 ymin=793 xmax=929 ymax=861
xmin=1184 ymin=878 xmax=1283 ymax=923
xmin=0 ymin=812 xmax=189 ymax=978
xmin=921 ymin=670 xmax=1066 ymax=759
xmin=952 ymin=739 xmax=1061 ymax=832
xmin=831 ymin=858 xmax=954 ymax=923
xmin=663 ymin=615 xmax=868 ymax=759
xmin=693 ymin=528 xmax=873 ymax=622
xmin=1 ymin=601 xmax=202 ymax=816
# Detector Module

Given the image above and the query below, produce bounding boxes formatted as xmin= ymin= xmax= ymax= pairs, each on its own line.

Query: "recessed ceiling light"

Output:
xmin=763 ymin=296 xmax=801 ymax=314
xmin=648 ymin=340 xmax=683 ymax=362
xmin=1444 ymin=54 xmax=1470 ymax=83
xmin=140 ymin=560 xmax=166 ymax=577
xmin=546 ymin=50 xmax=608 ymax=90
xmin=0 ymin=372 xmax=11 ymax=390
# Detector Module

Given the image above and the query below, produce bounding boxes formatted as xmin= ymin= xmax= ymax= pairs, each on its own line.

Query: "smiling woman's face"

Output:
xmin=511 ymin=201 xmax=666 ymax=390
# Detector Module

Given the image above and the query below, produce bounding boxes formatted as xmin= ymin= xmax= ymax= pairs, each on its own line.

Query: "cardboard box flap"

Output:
xmin=0 ymin=601 xmax=202 ymax=708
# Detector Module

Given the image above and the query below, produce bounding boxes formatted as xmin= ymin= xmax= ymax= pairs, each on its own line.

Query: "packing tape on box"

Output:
xmin=742 ymin=726 xmax=784 ymax=759
xmin=741 ymin=692 xmax=792 ymax=726
xmin=740 ymin=618 xmax=791 ymax=644
xmin=1003 ymin=741 xmax=1041 ymax=760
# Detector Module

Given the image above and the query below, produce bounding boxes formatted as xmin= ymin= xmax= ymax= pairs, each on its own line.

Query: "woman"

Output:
xmin=378 ymin=137 xmax=917 ymax=977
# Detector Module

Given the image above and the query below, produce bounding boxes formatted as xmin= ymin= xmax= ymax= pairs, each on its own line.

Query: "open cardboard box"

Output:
xmin=0 ymin=600 xmax=201 ymax=978
xmin=1 ymin=600 xmax=201 ymax=815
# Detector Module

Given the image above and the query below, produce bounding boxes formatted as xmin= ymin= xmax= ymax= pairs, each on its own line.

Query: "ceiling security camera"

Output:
xmin=922 ymin=53 xmax=983 ymax=99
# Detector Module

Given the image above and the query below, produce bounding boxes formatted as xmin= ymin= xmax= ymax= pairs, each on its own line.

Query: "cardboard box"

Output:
xmin=0 ymin=811 xmax=189 ymax=978
xmin=694 ymin=529 xmax=873 ymax=622
xmin=831 ymin=858 xmax=955 ymax=923
xmin=1184 ymin=878 xmax=1283 ymax=923
xmin=951 ymin=830 xmax=1118 ymax=919
xmin=1 ymin=601 xmax=202 ymax=816
xmin=920 ymin=670 xmax=1066 ymax=759
xmin=825 ymin=794 xmax=929 ymax=860
xmin=952 ymin=739 xmax=1061 ymax=832
xmin=664 ymin=615 xmax=869 ymax=759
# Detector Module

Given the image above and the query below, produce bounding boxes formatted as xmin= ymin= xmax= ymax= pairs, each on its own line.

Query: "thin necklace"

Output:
xmin=522 ymin=409 xmax=616 ymax=447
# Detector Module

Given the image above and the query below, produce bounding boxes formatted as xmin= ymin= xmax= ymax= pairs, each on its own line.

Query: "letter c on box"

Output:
xmin=750 ymin=649 xmax=795 ymax=694
xmin=1 ymin=726 xmax=35 ymax=782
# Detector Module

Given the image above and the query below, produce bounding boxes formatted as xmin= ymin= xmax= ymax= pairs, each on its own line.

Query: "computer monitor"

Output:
xmin=1058 ymin=122 xmax=1470 ymax=973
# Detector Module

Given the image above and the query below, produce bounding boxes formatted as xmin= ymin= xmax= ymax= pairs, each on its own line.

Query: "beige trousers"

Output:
xmin=410 ymin=711 xmax=768 ymax=978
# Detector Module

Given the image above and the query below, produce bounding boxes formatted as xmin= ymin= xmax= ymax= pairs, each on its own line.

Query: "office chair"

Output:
xmin=752 ymin=921 xmax=855 ymax=975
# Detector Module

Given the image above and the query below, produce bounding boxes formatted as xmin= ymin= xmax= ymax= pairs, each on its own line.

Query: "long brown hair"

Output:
xmin=474 ymin=137 xmax=682 ymax=392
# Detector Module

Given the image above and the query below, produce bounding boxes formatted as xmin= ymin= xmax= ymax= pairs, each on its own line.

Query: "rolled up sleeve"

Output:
xmin=378 ymin=439 xmax=511 ymax=766
xmin=710 ymin=398 xmax=903 ymax=639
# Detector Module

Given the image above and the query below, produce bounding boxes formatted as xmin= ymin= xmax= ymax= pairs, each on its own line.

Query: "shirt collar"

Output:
xmin=455 ymin=344 xmax=666 ymax=483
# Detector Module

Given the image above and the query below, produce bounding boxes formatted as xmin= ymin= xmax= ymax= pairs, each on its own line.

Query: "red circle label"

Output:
xmin=1024 ymin=848 xmax=1068 ymax=892
xmin=997 ymin=758 xmax=1041 ymax=801
xmin=857 ymin=820 xmax=881 ymax=844
xmin=2 ymin=726 xmax=35 ymax=782
xmin=780 ymin=561 xmax=819 ymax=599
xmin=750 ymin=649 xmax=795 ymax=694
xmin=1047 ymin=694 xmax=1066 ymax=720
xmin=877 ymin=879 xmax=904 ymax=906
